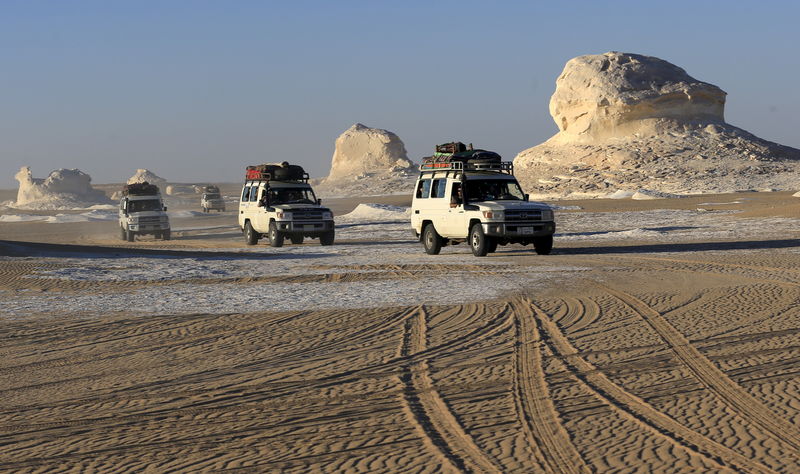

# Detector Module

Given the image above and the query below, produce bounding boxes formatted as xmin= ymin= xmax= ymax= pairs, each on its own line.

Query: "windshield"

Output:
xmin=465 ymin=179 xmax=525 ymax=202
xmin=267 ymin=187 xmax=316 ymax=205
xmin=204 ymin=193 xmax=221 ymax=199
xmin=128 ymin=199 xmax=162 ymax=212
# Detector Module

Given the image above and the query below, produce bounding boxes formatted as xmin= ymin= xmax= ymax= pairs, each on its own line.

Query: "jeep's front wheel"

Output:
xmin=120 ymin=226 xmax=127 ymax=241
xmin=320 ymin=230 xmax=335 ymax=246
xmin=533 ymin=235 xmax=553 ymax=255
xmin=423 ymin=224 xmax=442 ymax=255
xmin=469 ymin=223 xmax=490 ymax=257
xmin=244 ymin=221 xmax=259 ymax=245
xmin=269 ymin=221 xmax=284 ymax=247
xmin=126 ymin=229 xmax=135 ymax=242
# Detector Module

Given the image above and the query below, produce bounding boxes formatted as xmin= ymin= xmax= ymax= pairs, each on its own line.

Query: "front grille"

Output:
xmin=293 ymin=210 xmax=324 ymax=220
xmin=505 ymin=210 xmax=543 ymax=221
xmin=138 ymin=216 xmax=162 ymax=223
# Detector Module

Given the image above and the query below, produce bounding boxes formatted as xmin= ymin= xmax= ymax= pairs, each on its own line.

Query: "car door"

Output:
xmin=443 ymin=180 xmax=467 ymax=237
xmin=254 ymin=184 xmax=270 ymax=232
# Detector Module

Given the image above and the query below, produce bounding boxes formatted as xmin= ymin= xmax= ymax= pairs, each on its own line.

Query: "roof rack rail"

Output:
xmin=419 ymin=160 xmax=514 ymax=175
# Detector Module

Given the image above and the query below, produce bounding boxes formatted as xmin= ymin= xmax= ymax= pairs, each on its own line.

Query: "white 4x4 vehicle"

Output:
xmin=238 ymin=163 xmax=334 ymax=247
xmin=118 ymin=182 xmax=170 ymax=242
xmin=411 ymin=145 xmax=554 ymax=256
xmin=201 ymin=191 xmax=225 ymax=213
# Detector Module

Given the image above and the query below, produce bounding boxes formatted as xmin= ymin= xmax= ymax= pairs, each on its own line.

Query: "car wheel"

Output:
xmin=320 ymin=230 xmax=335 ymax=246
xmin=470 ymin=223 xmax=489 ymax=257
xmin=126 ymin=230 xmax=135 ymax=242
xmin=120 ymin=226 xmax=127 ymax=241
xmin=269 ymin=221 xmax=284 ymax=247
xmin=290 ymin=235 xmax=303 ymax=245
xmin=163 ymin=229 xmax=171 ymax=241
xmin=423 ymin=224 xmax=442 ymax=255
xmin=533 ymin=235 xmax=553 ymax=255
xmin=244 ymin=221 xmax=259 ymax=245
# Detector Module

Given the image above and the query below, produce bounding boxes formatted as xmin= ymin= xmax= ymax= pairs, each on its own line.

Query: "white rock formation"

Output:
xmin=316 ymin=124 xmax=416 ymax=196
xmin=127 ymin=169 xmax=167 ymax=188
xmin=515 ymin=52 xmax=800 ymax=197
xmin=13 ymin=166 xmax=111 ymax=209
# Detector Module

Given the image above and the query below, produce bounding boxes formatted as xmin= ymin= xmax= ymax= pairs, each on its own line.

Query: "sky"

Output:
xmin=1 ymin=1 xmax=799 ymax=188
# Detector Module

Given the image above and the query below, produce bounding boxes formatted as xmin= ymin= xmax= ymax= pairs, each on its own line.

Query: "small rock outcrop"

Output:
xmin=316 ymin=124 xmax=416 ymax=197
xmin=13 ymin=166 xmax=111 ymax=209
xmin=515 ymin=52 xmax=800 ymax=197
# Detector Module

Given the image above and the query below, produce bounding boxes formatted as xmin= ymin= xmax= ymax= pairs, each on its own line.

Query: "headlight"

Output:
xmin=323 ymin=212 xmax=333 ymax=220
xmin=541 ymin=210 xmax=553 ymax=221
xmin=276 ymin=211 xmax=292 ymax=219
xmin=482 ymin=210 xmax=503 ymax=219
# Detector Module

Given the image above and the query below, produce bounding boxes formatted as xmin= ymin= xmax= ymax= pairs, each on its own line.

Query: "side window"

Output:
xmin=416 ymin=179 xmax=431 ymax=199
xmin=431 ymin=179 xmax=447 ymax=198
xmin=241 ymin=186 xmax=250 ymax=202
xmin=250 ymin=186 xmax=260 ymax=202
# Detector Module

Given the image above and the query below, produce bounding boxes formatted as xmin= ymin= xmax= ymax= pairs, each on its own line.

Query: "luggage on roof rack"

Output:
xmin=203 ymin=184 xmax=220 ymax=193
xmin=435 ymin=142 xmax=472 ymax=154
xmin=123 ymin=181 xmax=160 ymax=196
xmin=245 ymin=162 xmax=308 ymax=181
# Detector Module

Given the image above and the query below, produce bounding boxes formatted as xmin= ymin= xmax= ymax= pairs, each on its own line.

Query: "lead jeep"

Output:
xmin=411 ymin=142 xmax=555 ymax=256
xmin=238 ymin=162 xmax=335 ymax=247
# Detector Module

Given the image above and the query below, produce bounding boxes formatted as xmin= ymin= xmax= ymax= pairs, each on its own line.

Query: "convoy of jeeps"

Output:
xmin=117 ymin=143 xmax=555 ymax=256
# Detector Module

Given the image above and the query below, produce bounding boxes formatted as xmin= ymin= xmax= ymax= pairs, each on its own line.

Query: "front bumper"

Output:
xmin=275 ymin=220 xmax=334 ymax=235
xmin=482 ymin=221 xmax=555 ymax=238
xmin=128 ymin=223 xmax=170 ymax=233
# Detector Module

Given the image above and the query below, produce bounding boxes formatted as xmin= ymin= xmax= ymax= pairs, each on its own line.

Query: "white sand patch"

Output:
xmin=337 ymin=203 xmax=411 ymax=223
xmin=631 ymin=189 xmax=686 ymax=200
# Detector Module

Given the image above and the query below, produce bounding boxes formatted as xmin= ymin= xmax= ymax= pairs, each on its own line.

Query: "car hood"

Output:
xmin=272 ymin=204 xmax=330 ymax=212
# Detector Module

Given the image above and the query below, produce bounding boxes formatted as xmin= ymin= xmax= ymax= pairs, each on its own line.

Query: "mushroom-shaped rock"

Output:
xmin=514 ymin=52 xmax=800 ymax=197
xmin=14 ymin=166 xmax=111 ymax=209
xmin=127 ymin=169 xmax=167 ymax=188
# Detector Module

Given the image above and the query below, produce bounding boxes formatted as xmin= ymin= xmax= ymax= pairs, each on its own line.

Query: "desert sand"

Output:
xmin=1 ymin=189 xmax=799 ymax=472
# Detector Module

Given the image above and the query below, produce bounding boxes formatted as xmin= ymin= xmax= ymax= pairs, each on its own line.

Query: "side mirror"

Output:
xmin=317 ymin=199 xmax=322 ymax=205
xmin=257 ymin=201 xmax=264 ymax=207
xmin=163 ymin=206 xmax=168 ymax=211
xmin=524 ymin=194 xmax=529 ymax=202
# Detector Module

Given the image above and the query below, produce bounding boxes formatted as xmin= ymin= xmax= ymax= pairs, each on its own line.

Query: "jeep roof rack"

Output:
xmin=245 ymin=163 xmax=310 ymax=183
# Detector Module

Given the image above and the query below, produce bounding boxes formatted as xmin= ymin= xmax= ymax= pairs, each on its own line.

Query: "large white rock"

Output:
xmin=515 ymin=52 xmax=800 ymax=197
xmin=127 ymin=169 xmax=167 ymax=188
xmin=327 ymin=124 xmax=413 ymax=180
xmin=13 ymin=166 xmax=111 ymax=209
xmin=550 ymin=52 xmax=726 ymax=143
xmin=316 ymin=124 xmax=416 ymax=197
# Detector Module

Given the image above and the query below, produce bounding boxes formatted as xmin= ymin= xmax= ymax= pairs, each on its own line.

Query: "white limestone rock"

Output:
xmin=13 ymin=166 xmax=111 ymax=209
xmin=317 ymin=124 xmax=416 ymax=197
xmin=127 ymin=169 xmax=167 ymax=189
xmin=515 ymin=52 xmax=800 ymax=197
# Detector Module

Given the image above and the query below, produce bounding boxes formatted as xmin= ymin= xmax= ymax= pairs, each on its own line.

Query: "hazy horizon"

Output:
xmin=2 ymin=1 xmax=799 ymax=189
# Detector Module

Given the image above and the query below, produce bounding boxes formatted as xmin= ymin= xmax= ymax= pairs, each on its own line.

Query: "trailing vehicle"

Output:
xmin=200 ymin=185 xmax=225 ymax=212
xmin=411 ymin=142 xmax=555 ymax=257
xmin=238 ymin=162 xmax=335 ymax=247
xmin=119 ymin=182 xmax=170 ymax=241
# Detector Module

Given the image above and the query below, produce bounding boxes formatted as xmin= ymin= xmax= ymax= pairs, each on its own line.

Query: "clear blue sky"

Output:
xmin=1 ymin=1 xmax=798 ymax=187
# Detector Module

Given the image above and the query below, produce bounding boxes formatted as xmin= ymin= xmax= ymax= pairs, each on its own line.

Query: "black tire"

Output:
xmin=290 ymin=235 xmax=303 ymax=245
xmin=533 ymin=235 xmax=553 ymax=255
xmin=120 ymin=226 xmax=127 ymax=241
xmin=320 ymin=230 xmax=335 ymax=246
xmin=244 ymin=221 xmax=259 ymax=245
xmin=422 ymin=224 xmax=442 ymax=255
xmin=269 ymin=221 xmax=284 ymax=247
xmin=126 ymin=229 xmax=135 ymax=242
xmin=469 ymin=223 xmax=489 ymax=257
xmin=487 ymin=238 xmax=498 ymax=253
xmin=163 ymin=229 xmax=171 ymax=241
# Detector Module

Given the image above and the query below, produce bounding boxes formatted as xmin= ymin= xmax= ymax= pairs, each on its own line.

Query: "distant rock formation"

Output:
xmin=515 ymin=52 xmax=800 ymax=197
xmin=316 ymin=124 xmax=416 ymax=197
xmin=14 ymin=166 xmax=111 ymax=209
xmin=127 ymin=169 xmax=167 ymax=188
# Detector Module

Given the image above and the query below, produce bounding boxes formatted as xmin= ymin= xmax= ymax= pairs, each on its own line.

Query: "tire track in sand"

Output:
xmin=598 ymin=283 xmax=800 ymax=455
xmin=398 ymin=305 xmax=502 ymax=473
xmin=523 ymin=297 xmax=775 ymax=474
xmin=509 ymin=297 xmax=590 ymax=474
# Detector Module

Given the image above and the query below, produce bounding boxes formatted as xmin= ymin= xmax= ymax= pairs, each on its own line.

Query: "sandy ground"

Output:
xmin=1 ymin=190 xmax=800 ymax=472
